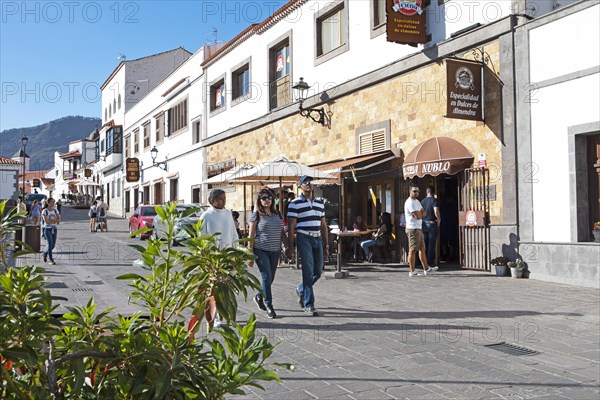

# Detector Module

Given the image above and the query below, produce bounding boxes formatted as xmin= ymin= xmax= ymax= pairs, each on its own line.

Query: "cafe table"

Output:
xmin=332 ymin=229 xmax=375 ymax=272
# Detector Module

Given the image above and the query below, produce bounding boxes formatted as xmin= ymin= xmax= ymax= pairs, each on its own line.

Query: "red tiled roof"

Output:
xmin=0 ymin=156 xmax=22 ymax=165
xmin=59 ymin=150 xmax=82 ymax=159
xmin=201 ymin=0 xmax=307 ymax=67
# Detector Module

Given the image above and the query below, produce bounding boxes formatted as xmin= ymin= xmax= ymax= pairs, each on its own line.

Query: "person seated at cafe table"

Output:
xmin=348 ymin=215 xmax=368 ymax=261
xmin=360 ymin=212 xmax=392 ymax=263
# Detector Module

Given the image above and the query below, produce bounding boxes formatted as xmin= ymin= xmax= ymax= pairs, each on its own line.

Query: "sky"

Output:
xmin=0 ymin=0 xmax=287 ymax=131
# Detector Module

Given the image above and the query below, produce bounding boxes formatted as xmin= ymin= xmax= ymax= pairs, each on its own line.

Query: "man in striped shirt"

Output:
xmin=286 ymin=175 xmax=329 ymax=316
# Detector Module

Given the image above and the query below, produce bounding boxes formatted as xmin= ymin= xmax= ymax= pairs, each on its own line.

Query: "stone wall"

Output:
xmin=520 ymin=242 xmax=600 ymax=288
xmin=207 ymin=41 xmax=506 ymax=221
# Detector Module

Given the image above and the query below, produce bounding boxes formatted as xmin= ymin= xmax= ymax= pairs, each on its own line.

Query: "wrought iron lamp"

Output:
xmin=20 ymin=135 xmax=28 ymax=196
xmin=292 ymin=77 xmax=327 ymax=127
xmin=150 ymin=146 xmax=167 ymax=171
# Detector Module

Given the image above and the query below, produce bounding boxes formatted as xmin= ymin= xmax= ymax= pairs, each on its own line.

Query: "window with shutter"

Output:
xmin=358 ymin=129 xmax=387 ymax=154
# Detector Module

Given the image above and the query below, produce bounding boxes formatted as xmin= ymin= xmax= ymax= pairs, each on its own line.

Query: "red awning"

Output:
xmin=402 ymin=137 xmax=474 ymax=179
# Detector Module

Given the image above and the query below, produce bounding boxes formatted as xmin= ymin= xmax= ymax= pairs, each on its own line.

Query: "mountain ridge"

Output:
xmin=0 ymin=116 xmax=101 ymax=170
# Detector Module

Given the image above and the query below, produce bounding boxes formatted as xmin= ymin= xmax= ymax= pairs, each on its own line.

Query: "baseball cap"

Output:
xmin=299 ymin=175 xmax=313 ymax=185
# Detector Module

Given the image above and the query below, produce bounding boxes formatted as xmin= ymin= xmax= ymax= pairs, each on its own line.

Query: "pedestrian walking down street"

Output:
xmin=42 ymin=198 xmax=61 ymax=265
xmin=421 ymin=186 xmax=441 ymax=268
xmin=30 ymin=200 xmax=41 ymax=226
xmin=200 ymin=189 xmax=240 ymax=250
xmin=96 ymin=197 xmax=108 ymax=232
xmin=247 ymin=188 xmax=286 ymax=319
xmin=89 ymin=200 xmax=98 ymax=233
xmin=286 ymin=175 xmax=329 ymax=317
xmin=200 ymin=189 xmax=240 ymax=328
xmin=404 ymin=185 xmax=438 ymax=277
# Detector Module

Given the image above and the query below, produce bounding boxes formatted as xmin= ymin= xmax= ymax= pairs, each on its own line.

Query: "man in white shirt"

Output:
xmin=404 ymin=185 xmax=438 ymax=277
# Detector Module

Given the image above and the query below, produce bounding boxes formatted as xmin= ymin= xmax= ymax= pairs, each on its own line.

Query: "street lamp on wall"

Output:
xmin=292 ymin=77 xmax=330 ymax=128
xmin=150 ymin=146 xmax=167 ymax=171
xmin=20 ymin=135 xmax=29 ymax=196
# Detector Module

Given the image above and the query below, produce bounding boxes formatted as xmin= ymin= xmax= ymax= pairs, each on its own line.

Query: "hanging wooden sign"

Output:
xmin=386 ymin=0 xmax=428 ymax=46
xmin=446 ymin=59 xmax=483 ymax=121
xmin=126 ymin=158 xmax=140 ymax=182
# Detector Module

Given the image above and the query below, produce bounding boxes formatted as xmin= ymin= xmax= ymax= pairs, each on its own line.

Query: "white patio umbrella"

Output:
xmin=76 ymin=178 xmax=101 ymax=187
xmin=227 ymin=156 xmax=337 ymax=214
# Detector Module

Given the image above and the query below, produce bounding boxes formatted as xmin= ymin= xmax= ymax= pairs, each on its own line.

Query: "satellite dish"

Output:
xmin=117 ymin=54 xmax=126 ymax=61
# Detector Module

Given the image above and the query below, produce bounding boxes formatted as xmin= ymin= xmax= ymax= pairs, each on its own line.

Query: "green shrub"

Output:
xmin=0 ymin=200 xmax=291 ymax=399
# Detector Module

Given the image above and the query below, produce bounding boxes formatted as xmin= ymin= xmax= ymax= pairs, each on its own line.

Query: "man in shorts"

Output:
xmin=404 ymin=184 xmax=438 ymax=277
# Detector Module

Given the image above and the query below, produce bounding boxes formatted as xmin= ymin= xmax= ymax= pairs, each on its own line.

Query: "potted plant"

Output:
xmin=508 ymin=259 xmax=525 ymax=278
xmin=593 ymin=221 xmax=600 ymax=243
xmin=490 ymin=256 xmax=510 ymax=276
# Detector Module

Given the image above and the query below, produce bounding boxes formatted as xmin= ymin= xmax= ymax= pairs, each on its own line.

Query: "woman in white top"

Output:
xmin=42 ymin=198 xmax=61 ymax=265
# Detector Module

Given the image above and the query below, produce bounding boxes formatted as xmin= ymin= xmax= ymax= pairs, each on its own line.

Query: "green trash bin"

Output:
xmin=25 ymin=225 xmax=41 ymax=253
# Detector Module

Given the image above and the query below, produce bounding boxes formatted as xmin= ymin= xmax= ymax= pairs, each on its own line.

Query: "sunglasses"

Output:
xmin=260 ymin=195 xmax=273 ymax=201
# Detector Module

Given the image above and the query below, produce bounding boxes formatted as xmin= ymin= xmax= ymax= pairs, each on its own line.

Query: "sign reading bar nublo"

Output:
xmin=386 ymin=0 xmax=427 ymax=46
xmin=446 ymin=59 xmax=483 ymax=121
xmin=126 ymin=158 xmax=140 ymax=182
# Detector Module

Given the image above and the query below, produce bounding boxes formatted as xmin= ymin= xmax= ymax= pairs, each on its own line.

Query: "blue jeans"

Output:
xmin=422 ymin=221 xmax=438 ymax=266
xmin=43 ymin=226 xmax=57 ymax=261
xmin=296 ymin=233 xmax=323 ymax=308
xmin=360 ymin=239 xmax=376 ymax=257
xmin=254 ymin=248 xmax=280 ymax=307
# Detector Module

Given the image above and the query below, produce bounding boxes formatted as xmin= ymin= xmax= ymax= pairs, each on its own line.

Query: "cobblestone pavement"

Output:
xmin=18 ymin=206 xmax=600 ymax=400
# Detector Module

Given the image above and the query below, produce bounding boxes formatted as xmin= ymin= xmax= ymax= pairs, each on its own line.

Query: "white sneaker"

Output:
xmin=409 ymin=271 xmax=421 ymax=277
xmin=423 ymin=266 xmax=438 ymax=276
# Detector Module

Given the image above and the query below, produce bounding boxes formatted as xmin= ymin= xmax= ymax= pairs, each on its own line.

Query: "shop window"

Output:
xmin=572 ymin=131 xmax=600 ymax=241
xmin=268 ymin=36 xmax=291 ymax=110
xmin=143 ymin=186 xmax=150 ymax=204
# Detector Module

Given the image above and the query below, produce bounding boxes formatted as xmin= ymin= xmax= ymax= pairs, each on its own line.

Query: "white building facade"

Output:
xmin=515 ymin=1 xmax=600 ymax=287
xmin=99 ymin=48 xmax=192 ymax=216
xmin=121 ymin=46 xmax=209 ymax=212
